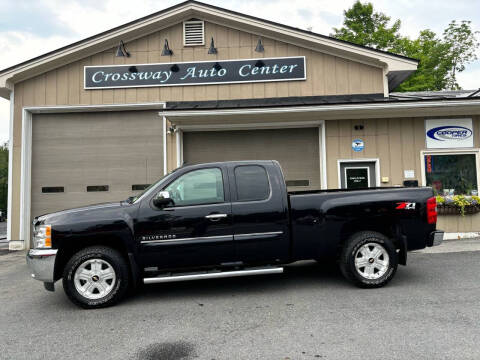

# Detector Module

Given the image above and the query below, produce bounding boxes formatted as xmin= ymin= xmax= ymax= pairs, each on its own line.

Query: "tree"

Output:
xmin=392 ymin=30 xmax=452 ymax=91
xmin=443 ymin=20 xmax=479 ymax=90
xmin=332 ymin=2 xmax=479 ymax=91
xmin=332 ymin=1 xmax=401 ymax=50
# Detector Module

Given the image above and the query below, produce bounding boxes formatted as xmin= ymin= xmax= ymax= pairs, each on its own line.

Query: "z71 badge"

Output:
xmin=396 ymin=202 xmax=416 ymax=210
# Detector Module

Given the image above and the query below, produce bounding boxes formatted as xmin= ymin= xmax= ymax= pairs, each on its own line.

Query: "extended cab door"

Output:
xmin=135 ymin=165 xmax=234 ymax=269
xmin=228 ymin=162 xmax=290 ymax=264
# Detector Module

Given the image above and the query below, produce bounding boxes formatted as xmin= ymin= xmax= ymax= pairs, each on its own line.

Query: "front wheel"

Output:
xmin=62 ymin=246 xmax=130 ymax=309
xmin=339 ymin=231 xmax=398 ymax=288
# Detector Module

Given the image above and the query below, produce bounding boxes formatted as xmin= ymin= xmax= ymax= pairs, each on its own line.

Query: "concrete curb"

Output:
xmin=443 ymin=232 xmax=480 ymax=241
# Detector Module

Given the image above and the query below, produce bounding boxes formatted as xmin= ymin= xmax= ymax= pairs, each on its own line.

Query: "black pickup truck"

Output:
xmin=27 ymin=160 xmax=443 ymax=308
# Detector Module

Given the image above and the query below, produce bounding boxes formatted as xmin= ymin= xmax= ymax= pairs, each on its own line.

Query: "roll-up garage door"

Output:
xmin=182 ymin=128 xmax=320 ymax=190
xmin=31 ymin=111 xmax=164 ymax=218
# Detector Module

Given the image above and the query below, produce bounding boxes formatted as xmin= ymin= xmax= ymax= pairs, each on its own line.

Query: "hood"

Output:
xmin=34 ymin=202 xmax=125 ymax=225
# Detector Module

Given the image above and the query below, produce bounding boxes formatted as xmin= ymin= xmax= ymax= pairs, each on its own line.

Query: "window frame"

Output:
xmin=156 ymin=166 xmax=227 ymax=208
xmin=233 ymin=164 xmax=272 ymax=203
xmin=420 ymin=148 xmax=480 ymax=192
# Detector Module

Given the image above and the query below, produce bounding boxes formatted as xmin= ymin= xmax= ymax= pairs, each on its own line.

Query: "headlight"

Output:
xmin=33 ymin=224 xmax=52 ymax=248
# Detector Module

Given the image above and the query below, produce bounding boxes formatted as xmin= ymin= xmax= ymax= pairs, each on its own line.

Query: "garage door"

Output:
xmin=183 ymin=128 xmax=320 ymax=190
xmin=31 ymin=111 xmax=164 ymax=218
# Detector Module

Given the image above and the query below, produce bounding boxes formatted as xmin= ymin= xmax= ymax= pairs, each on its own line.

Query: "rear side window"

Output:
xmin=235 ymin=165 xmax=270 ymax=201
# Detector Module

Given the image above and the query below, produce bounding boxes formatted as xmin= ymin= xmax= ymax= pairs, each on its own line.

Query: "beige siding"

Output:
xmin=326 ymin=116 xmax=480 ymax=189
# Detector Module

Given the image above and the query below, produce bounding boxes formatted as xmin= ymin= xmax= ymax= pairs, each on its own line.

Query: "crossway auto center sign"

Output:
xmin=426 ymin=118 xmax=474 ymax=149
xmin=84 ymin=56 xmax=306 ymax=89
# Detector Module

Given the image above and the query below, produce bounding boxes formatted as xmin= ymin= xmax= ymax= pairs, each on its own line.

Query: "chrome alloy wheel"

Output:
xmin=354 ymin=243 xmax=390 ymax=280
xmin=74 ymin=259 xmax=116 ymax=300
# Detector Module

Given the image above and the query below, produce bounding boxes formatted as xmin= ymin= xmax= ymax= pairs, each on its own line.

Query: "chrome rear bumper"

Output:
xmin=26 ymin=249 xmax=58 ymax=283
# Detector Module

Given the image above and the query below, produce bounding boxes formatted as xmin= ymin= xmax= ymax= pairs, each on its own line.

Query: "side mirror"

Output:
xmin=153 ymin=191 xmax=173 ymax=208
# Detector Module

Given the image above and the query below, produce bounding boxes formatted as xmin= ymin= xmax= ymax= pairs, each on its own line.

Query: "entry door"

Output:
xmin=135 ymin=166 xmax=235 ymax=269
xmin=340 ymin=161 xmax=377 ymax=189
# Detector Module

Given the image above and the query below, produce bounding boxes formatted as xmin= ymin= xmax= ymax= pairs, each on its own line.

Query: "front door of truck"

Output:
xmin=135 ymin=166 xmax=234 ymax=269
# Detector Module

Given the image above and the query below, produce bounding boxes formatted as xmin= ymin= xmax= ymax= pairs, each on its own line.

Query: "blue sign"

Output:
xmin=426 ymin=126 xmax=473 ymax=141
xmin=352 ymin=139 xmax=364 ymax=152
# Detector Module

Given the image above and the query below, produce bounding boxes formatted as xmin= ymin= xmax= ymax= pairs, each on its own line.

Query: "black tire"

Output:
xmin=339 ymin=231 xmax=398 ymax=288
xmin=62 ymin=246 xmax=130 ymax=309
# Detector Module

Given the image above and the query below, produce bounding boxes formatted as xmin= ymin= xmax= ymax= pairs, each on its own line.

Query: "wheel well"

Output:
xmin=337 ymin=221 xmax=402 ymax=254
xmin=54 ymin=237 xmax=132 ymax=282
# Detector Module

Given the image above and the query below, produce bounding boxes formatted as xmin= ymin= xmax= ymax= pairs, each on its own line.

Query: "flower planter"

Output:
xmin=437 ymin=204 xmax=480 ymax=215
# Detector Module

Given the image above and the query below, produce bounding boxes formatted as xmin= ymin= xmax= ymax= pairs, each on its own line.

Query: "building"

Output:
xmin=1 ymin=1 xmax=479 ymax=250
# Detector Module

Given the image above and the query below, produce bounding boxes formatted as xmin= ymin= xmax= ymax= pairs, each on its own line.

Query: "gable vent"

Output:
xmin=183 ymin=20 xmax=205 ymax=46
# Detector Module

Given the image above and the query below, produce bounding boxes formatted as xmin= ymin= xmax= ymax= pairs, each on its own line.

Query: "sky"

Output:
xmin=0 ymin=0 xmax=479 ymax=144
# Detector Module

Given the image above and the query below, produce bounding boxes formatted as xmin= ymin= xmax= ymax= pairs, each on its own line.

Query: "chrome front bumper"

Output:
xmin=26 ymin=249 xmax=58 ymax=283
xmin=428 ymin=231 xmax=444 ymax=247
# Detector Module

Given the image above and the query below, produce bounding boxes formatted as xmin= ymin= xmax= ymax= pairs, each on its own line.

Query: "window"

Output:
xmin=42 ymin=186 xmax=64 ymax=193
xmin=132 ymin=184 xmax=150 ymax=191
xmin=163 ymin=168 xmax=224 ymax=206
xmin=87 ymin=185 xmax=109 ymax=192
xmin=286 ymin=180 xmax=310 ymax=187
xmin=425 ymin=153 xmax=478 ymax=195
xmin=183 ymin=20 xmax=205 ymax=46
xmin=235 ymin=165 xmax=270 ymax=201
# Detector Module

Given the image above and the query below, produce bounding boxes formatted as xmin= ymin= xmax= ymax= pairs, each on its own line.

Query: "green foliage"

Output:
xmin=392 ymin=30 xmax=452 ymax=91
xmin=332 ymin=1 xmax=401 ymax=50
xmin=443 ymin=20 xmax=480 ymax=90
xmin=332 ymin=2 xmax=480 ymax=91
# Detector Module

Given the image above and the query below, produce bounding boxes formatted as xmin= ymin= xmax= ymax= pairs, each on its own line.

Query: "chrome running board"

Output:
xmin=143 ymin=266 xmax=284 ymax=284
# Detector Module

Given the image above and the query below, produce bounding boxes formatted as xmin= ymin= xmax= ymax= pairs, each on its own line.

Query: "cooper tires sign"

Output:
xmin=425 ymin=118 xmax=474 ymax=149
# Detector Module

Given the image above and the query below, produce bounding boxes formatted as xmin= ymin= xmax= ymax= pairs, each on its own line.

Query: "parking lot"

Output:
xmin=1 ymin=241 xmax=479 ymax=360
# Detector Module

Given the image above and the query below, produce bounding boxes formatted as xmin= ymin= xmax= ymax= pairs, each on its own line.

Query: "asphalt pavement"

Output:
xmin=0 ymin=241 xmax=479 ymax=360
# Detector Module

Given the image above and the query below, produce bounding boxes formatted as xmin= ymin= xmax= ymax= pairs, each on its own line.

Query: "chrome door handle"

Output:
xmin=205 ymin=213 xmax=228 ymax=221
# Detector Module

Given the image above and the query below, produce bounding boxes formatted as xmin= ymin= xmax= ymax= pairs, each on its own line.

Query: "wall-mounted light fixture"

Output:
xmin=115 ymin=41 xmax=130 ymax=57
xmin=255 ymin=38 xmax=264 ymax=52
xmin=161 ymin=39 xmax=173 ymax=56
xmin=255 ymin=60 xmax=265 ymax=68
xmin=213 ymin=62 xmax=222 ymax=71
xmin=170 ymin=64 xmax=180 ymax=72
xmin=167 ymin=125 xmax=178 ymax=135
xmin=208 ymin=37 xmax=217 ymax=54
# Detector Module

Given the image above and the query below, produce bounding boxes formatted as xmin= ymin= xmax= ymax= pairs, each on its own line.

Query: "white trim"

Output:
xmin=420 ymin=148 xmax=480 ymax=190
xmin=337 ymin=158 xmax=380 ymax=189
xmin=174 ymin=120 xmax=324 ymax=132
xmin=18 ymin=102 xmax=166 ymax=250
xmin=343 ymin=166 xmax=370 ymax=189
xmin=19 ymin=109 xmax=32 ymax=245
xmin=176 ymin=130 xmax=183 ymax=168
xmin=160 ymin=99 xmax=480 ymax=118
xmin=320 ymin=121 xmax=327 ymax=189
xmin=7 ymin=89 xmax=13 ymax=242
xmin=162 ymin=104 xmax=167 ymax=176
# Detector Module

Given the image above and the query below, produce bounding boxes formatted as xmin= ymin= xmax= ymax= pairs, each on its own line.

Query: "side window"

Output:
xmin=163 ymin=168 xmax=224 ymax=206
xmin=235 ymin=165 xmax=270 ymax=201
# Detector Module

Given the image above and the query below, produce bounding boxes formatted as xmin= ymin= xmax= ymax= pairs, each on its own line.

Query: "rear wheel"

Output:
xmin=62 ymin=246 xmax=130 ymax=309
xmin=339 ymin=231 xmax=398 ymax=288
